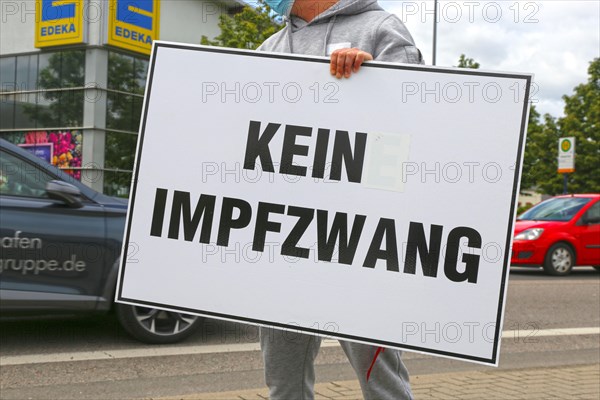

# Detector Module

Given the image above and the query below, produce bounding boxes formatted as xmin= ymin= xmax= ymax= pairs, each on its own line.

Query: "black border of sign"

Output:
xmin=117 ymin=41 xmax=532 ymax=365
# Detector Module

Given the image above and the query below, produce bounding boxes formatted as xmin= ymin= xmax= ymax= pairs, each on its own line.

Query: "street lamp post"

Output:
xmin=432 ymin=0 xmax=438 ymax=66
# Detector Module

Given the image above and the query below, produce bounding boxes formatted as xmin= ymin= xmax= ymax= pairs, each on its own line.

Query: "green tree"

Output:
xmin=521 ymin=58 xmax=599 ymax=194
xmin=520 ymin=105 xmax=543 ymax=191
xmin=456 ymin=54 xmax=480 ymax=69
xmin=556 ymin=58 xmax=600 ymax=193
xmin=201 ymin=0 xmax=282 ymax=50
xmin=521 ymin=108 xmax=563 ymax=194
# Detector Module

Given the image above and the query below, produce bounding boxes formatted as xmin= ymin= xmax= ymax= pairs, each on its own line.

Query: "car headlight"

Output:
xmin=514 ymin=228 xmax=544 ymax=241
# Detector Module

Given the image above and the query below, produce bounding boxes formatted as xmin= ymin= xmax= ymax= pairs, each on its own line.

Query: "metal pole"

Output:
xmin=563 ymin=173 xmax=568 ymax=194
xmin=432 ymin=0 xmax=438 ymax=66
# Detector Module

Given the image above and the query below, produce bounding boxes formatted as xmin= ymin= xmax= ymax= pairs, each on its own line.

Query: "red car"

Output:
xmin=511 ymin=194 xmax=600 ymax=275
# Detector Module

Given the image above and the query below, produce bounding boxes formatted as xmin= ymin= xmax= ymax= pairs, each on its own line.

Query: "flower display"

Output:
xmin=24 ymin=131 xmax=49 ymax=145
xmin=48 ymin=131 xmax=82 ymax=180
xmin=2 ymin=130 xmax=83 ymax=180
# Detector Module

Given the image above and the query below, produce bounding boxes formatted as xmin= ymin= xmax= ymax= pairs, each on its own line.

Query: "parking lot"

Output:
xmin=1 ymin=267 xmax=599 ymax=399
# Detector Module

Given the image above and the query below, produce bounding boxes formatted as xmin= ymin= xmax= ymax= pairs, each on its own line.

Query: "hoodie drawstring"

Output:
xmin=285 ymin=16 xmax=294 ymax=54
xmin=323 ymin=15 xmax=337 ymax=56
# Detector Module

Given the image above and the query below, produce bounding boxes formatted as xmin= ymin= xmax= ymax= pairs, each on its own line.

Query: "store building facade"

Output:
xmin=1 ymin=0 xmax=243 ymax=195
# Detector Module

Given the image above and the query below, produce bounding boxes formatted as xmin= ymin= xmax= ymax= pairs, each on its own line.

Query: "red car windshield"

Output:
xmin=518 ymin=197 xmax=592 ymax=222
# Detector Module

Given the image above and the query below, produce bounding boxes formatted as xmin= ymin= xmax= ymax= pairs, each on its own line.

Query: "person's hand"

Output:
xmin=330 ymin=48 xmax=374 ymax=79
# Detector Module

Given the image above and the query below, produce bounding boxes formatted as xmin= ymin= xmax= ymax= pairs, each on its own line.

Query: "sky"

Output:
xmin=380 ymin=0 xmax=600 ymax=118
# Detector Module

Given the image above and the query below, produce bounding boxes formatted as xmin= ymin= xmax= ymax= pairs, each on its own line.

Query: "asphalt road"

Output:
xmin=1 ymin=267 xmax=599 ymax=399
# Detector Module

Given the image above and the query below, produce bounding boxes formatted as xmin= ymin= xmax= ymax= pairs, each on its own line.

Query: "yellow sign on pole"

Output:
xmin=558 ymin=137 xmax=575 ymax=173
xmin=35 ymin=0 xmax=85 ymax=48
xmin=107 ymin=0 xmax=160 ymax=55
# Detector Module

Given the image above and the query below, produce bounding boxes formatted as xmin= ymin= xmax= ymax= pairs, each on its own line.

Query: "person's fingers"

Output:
xmin=336 ymin=49 xmax=350 ymax=79
xmin=331 ymin=48 xmax=374 ymax=78
xmin=331 ymin=48 xmax=346 ymax=77
xmin=330 ymin=51 xmax=339 ymax=76
xmin=344 ymin=50 xmax=355 ymax=78
xmin=353 ymin=51 xmax=365 ymax=73
xmin=353 ymin=50 xmax=374 ymax=72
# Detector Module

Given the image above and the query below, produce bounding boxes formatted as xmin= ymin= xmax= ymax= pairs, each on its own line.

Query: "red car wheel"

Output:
xmin=543 ymin=243 xmax=575 ymax=276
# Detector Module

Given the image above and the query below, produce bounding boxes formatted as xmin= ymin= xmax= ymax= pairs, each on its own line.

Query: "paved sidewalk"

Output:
xmin=152 ymin=363 xmax=599 ymax=400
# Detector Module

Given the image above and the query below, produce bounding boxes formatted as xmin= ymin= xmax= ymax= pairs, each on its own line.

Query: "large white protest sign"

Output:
xmin=116 ymin=42 xmax=532 ymax=365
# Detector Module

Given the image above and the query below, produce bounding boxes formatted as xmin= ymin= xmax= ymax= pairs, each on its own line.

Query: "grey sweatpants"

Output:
xmin=259 ymin=327 xmax=413 ymax=400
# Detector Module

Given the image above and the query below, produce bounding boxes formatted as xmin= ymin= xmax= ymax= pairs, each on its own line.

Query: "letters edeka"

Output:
xmin=148 ymin=120 xmax=483 ymax=284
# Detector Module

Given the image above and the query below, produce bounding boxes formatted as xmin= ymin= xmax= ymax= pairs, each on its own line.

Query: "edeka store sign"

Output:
xmin=35 ymin=0 xmax=85 ymax=48
xmin=107 ymin=0 xmax=160 ymax=55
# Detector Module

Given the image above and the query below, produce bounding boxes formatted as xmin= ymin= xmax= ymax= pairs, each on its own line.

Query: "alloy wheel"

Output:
xmin=132 ymin=307 xmax=199 ymax=336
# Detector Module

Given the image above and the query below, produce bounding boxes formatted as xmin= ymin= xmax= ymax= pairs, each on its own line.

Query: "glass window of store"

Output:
xmin=1 ymin=56 xmax=16 ymax=129
xmin=0 ymin=50 xmax=86 ymax=181
xmin=104 ymin=51 xmax=148 ymax=197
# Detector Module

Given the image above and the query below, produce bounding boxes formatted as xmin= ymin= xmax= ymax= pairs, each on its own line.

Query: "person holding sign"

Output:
xmin=256 ymin=0 xmax=423 ymax=399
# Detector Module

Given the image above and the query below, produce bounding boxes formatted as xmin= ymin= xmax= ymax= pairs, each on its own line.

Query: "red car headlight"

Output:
xmin=514 ymin=228 xmax=544 ymax=241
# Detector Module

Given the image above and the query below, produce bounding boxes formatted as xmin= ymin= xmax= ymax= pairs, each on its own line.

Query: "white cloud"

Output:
xmin=383 ymin=0 xmax=600 ymax=117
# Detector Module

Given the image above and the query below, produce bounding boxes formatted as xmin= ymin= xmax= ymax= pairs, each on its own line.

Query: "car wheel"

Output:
xmin=543 ymin=243 xmax=575 ymax=276
xmin=116 ymin=304 xmax=204 ymax=344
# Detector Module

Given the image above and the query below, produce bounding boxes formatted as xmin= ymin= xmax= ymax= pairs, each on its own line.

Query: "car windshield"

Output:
xmin=518 ymin=197 xmax=592 ymax=221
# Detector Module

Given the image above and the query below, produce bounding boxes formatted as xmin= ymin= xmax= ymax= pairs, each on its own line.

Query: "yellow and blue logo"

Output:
xmin=108 ymin=0 xmax=160 ymax=55
xmin=35 ymin=0 xmax=85 ymax=48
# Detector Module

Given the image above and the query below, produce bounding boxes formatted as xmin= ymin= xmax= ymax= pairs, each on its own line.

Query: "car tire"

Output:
xmin=543 ymin=243 xmax=575 ymax=276
xmin=116 ymin=304 xmax=204 ymax=344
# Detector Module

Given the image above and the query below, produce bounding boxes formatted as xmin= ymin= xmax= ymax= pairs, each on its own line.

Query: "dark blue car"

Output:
xmin=0 ymin=139 xmax=203 ymax=343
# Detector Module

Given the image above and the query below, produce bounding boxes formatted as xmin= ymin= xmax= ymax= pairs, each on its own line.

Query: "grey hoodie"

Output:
xmin=257 ymin=0 xmax=423 ymax=64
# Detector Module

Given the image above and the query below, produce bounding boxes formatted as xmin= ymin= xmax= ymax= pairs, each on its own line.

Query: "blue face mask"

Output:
xmin=264 ymin=0 xmax=294 ymax=16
